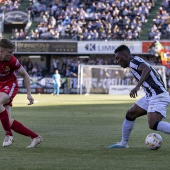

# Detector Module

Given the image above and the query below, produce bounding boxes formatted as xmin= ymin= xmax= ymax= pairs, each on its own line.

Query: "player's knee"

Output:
xmin=148 ymin=124 xmax=154 ymax=130
xmin=126 ymin=110 xmax=136 ymax=121
xmin=0 ymin=104 xmax=4 ymax=112
xmin=148 ymin=121 xmax=159 ymax=130
xmin=9 ymin=118 xmax=14 ymax=126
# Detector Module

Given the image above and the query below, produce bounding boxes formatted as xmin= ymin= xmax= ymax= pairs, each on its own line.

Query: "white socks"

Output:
xmin=157 ymin=121 xmax=170 ymax=134
xmin=119 ymin=119 xmax=170 ymax=146
xmin=120 ymin=119 xmax=135 ymax=146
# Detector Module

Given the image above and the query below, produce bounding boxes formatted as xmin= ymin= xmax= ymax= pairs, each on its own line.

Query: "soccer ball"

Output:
xmin=145 ymin=133 xmax=162 ymax=150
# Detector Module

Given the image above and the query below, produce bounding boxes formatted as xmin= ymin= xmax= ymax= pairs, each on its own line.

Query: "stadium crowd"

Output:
xmin=9 ymin=0 xmax=155 ymax=41
xmin=149 ymin=0 xmax=170 ymax=40
xmin=2 ymin=0 xmax=170 ymax=41
xmin=0 ymin=0 xmax=21 ymax=11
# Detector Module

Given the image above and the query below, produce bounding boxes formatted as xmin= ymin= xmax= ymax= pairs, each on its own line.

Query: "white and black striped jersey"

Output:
xmin=130 ymin=56 xmax=167 ymax=97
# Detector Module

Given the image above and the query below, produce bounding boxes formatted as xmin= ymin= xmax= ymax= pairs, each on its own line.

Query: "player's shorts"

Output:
xmin=135 ymin=92 xmax=170 ymax=117
xmin=0 ymin=80 xmax=18 ymax=106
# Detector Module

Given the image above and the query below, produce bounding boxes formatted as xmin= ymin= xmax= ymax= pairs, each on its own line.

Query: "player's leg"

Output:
xmin=147 ymin=92 xmax=170 ymax=134
xmin=56 ymin=83 xmax=60 ymax=95
xmin=108 ymin=96 xmax=148 ymax=148
xmin=0 ymin=93 xmax=13 ymax=135
xmin=0 ymin=92 xmax=13 ymax=146
xmin=53 ymin=84 xmax=57 ymax=95
xmin=108 ymin=104 xmax=147 ymax=148
xmin=5 ymin=106 xmax=43 ymax=148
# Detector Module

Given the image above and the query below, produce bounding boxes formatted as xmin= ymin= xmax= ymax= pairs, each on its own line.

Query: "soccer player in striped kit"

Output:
xmin=109 ymin=45 xmax=170 ymax=148
xmin=0 ymin=39 xmax=42 ymax=148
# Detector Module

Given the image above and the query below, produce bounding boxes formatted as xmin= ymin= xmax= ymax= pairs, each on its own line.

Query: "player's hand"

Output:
xmin=129 ymin=86 xmax=140 ymax=98
xmin=27 ymin=94 xmax=34 ymax=105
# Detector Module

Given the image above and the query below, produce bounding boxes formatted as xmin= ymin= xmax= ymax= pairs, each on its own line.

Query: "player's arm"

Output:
xmin=130 ymin=63 xmax=151 ymax=98
xmin=136 ymin=63 xmax=151 ymax=88
xmin=16 ymin=66 xmax=34 ymax=105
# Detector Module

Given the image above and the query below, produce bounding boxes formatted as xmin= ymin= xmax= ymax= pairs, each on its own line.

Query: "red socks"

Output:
xmin=0 ymin=110 xmax=38 ymax=139
xmin=0 ymin=109 xmax=13 ymax=136
xmin=11 ymin=120 xmax=38 ymax=138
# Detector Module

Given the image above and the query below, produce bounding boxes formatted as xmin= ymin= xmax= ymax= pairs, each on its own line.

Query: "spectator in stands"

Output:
xmin=62 ymin=15 xmax=71 ymax=27
xmin=55 ymin=24 xmax=62 ymax=34
xmin=49 ymin=16 xmax=56 ymax=28
xmin=154 ymin=15 xmax=162 ymax=26
xmin=52 ymin=57 xmax=59 ymax=71
xmin=165 ymin=23 xmax=170 ymax=38
xmin=65 ymin=66 xmax=71 ymax=77
xmin=151 ymin=24 xmax=158 ymax=32
xmin=27 ymin=29 xmax=36 ymax=40
xmin=12 ymin=0 xmax=21 ymax=10
xmin=76 ymin=29 xmax=83 ymax=41
xmin=32 ymin=65 xmax=38 ymax=77
xmin=39 ymin=14 xmax=48 ymax=23
xmin=27 ymin=59 xmax=33 ymax=75
xmin=34 ymin=29 xmax=40 ymax=39
xmin=69 ymin=62 xmax=77 ymax=77
xmin=132 ymin=30 xmax=139 ymax=40
xmin=93 ymin=29 xmax=99 ymax=40
xmin=112 ymin=29 xmax=118 ymax=40
xmin=64 ymin=24 xmax=71 ymax=37
xmin=52 ymin=30 xmax=59 ymax=39
xmin=126 ymin=29 xmax=133 ymax=40
xmin=162 ymin=0 xmax=169 ymax=9
xmin=11 ymin=28 xmax=20 ymax=40
xmin=18 ymin=29 xmax=26 ymax=40
xmin=82 ymin=28 xmax=89 ymax=40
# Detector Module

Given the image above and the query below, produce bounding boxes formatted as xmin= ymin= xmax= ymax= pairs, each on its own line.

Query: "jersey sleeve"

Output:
xmin=11 ymin=56 xmax=22 ymax=71
xmin=130 ymin=57 xmax=144 ymax=70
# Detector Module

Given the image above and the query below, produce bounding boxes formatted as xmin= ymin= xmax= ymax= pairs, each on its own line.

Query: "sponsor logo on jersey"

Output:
xmin=5 ymin=66 xmax=10 ymax=72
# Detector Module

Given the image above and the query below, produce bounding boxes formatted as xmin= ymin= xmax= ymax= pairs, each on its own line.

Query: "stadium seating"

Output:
xmin=3 ymin=0 xmax=160 ymax=41
xmin=2 ymin=0 xmax=169 ymax=41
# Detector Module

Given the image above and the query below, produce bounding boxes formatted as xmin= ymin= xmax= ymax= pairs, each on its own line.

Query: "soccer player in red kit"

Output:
xmin=0 ymin=39 xmax=42 ymax=148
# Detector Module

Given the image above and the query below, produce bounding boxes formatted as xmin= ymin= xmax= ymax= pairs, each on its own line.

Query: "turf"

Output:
xmin=0 ymin=94 xmax=170 ymax=170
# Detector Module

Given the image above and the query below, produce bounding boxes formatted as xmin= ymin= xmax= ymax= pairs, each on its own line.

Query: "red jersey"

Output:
xmin=0 ymin=55 xmax=21 ymax=82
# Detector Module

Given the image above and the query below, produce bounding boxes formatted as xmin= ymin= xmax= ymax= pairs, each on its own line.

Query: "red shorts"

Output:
xmin=0 ymin=80 xmax=18 ymax=106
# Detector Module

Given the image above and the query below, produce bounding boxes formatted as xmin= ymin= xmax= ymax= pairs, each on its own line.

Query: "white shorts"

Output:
xmin=135 ymin=92 xmax=170 ymax=117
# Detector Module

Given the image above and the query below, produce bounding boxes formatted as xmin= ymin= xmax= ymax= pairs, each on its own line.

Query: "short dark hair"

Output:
xmin=0 ymin=39 xmax=15 ymax=49
xmin=114 ymin=45 xmax=130 ymax=54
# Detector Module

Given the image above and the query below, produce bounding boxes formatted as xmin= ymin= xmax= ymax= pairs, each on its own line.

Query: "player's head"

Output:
xmin=114 ymin=45 xmax=131 ymax=68
xmin=0 ymin=39 xmax=15 ymax=61
xmin=55 ymin=69 xmax=59 ymax=74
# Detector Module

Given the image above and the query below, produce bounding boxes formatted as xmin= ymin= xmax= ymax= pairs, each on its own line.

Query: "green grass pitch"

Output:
xmin=0 ymin=94 xmax=170 ymax=170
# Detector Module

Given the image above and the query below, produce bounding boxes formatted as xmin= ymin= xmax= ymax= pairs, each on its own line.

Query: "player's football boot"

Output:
xmin=27 ymin=136 xmax=43 ymax=148
xmin=3 ymin=135 xmax=14 ymax=147
xmin=108 ymin=142 xmax=129 ymax=148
